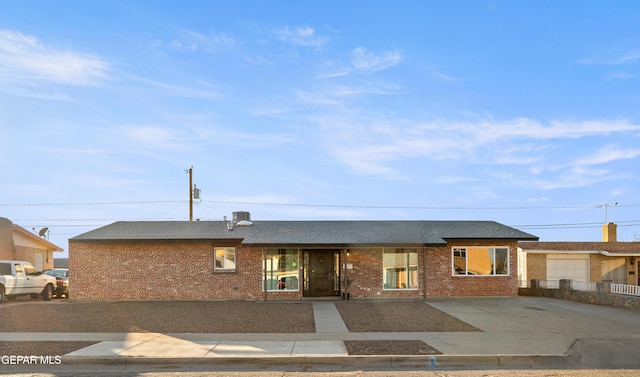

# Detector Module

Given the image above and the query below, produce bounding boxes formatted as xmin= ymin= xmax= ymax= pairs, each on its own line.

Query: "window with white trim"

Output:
xmin=453 ymin=247 xmax=509 ymax=276
xmin=214 ymin=247 xmax=236 ymax=271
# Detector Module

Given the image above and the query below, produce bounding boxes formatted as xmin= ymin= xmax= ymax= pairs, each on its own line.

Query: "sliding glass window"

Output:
xmin=383 ymin=248 xmax=418 ymax=290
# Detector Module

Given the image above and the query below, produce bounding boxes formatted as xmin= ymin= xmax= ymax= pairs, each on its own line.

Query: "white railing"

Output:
xmin=571 ymin=281 xmax=597 ymax=292
xmin=539 ymin=280 xmax=559 ymax=289
xmin=611 ymin=283 xmax=640 ymax=296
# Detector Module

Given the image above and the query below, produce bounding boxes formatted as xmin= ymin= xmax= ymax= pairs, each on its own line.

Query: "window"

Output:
xmin=264 ymin=249 xmax=299 ymax=291
xmin=383 ymin=248 xmax=418 ymax=290
xmin=0 ymin=263 xmax=10 ymax=275
xmin=214 ymin=247 xmax=236 ymax=271
xmin=453 ymin=247 xmax=509 ymax=276
xmin=23 ymin=263 xmax=38 ymax=276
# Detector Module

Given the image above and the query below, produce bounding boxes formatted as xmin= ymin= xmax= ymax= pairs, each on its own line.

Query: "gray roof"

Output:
xmin=70 ymin=220 xmax=538 ymax=247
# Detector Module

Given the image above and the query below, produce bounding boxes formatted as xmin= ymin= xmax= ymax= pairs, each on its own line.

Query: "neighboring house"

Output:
xmin=54 ymin=258 xmax=69 ymax=268
xmin=0 ymin=217 xmax=64 ymax=271
xmin=518 ymin=222 xmax=640 ymax=286
xmin=69 ymin=212 xmax=537 ymax=301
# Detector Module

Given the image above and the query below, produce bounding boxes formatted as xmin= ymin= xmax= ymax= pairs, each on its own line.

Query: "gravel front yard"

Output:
xmin=0 ymin=342 xmax=98 ymax=357
xmin=344 ymin=340 xmax=442 ymax=355
xmin=0 ymin=301 xmax=315 ymax=333
xmin=335 ymin=301 xmax=480 ymax=332
xmin=0 ymin=299 xmax=479 ymax=356
xmin=0 ymin=300 xmax=478 ymax=333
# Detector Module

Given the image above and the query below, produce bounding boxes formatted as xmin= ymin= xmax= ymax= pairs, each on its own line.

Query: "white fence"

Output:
xmin=524 ymin=279 xmax=640 ymax=297
xmin=520 ymin=280 xmax=560 ymax=288
xmin=611 ymin=283 xmax=640 ymax=296
xmin=539 ymin=280 xmax=559 ymax=289
xmin=571 ymin=281 xmax=598 ymax=292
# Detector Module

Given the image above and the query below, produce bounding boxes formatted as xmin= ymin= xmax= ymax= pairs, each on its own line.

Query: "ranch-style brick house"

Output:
xmin=69 ymin=212 xmax=538 ymax=301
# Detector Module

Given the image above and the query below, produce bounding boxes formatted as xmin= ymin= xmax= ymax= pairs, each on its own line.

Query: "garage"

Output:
xmin=547 ymin=254 xmax=590 ymax=282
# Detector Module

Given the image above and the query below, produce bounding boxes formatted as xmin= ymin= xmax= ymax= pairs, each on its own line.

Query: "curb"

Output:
xmin=61 ymin=354 xmax=576 ymax=370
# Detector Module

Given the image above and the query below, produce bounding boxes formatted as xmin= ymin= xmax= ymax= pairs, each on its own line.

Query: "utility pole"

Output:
xmin=185 ymin=166 xmax=201 ymax=221
xmin=188 ymin=166 xmax=193 ymax=221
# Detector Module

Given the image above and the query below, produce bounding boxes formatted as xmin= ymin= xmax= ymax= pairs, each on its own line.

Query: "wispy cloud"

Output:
xmin=579 ymin=49 xmax=640 ymax=65
xmin=351 ymin=47 xmax=401 ymax=73
xmin=118 ymin=123 xmax=295 ymax=155
xmin=121 ymin=125 xmax=192 ymax=152
xmin=606 ymin=71 xmax=634 ymax=80
xmin=132 ymin=76 xmax=221 ymax=99
xmin=521 ymin=166 xmax=616 ymax=190
xmin=157 ymin=29 xmax=236 ymax=53
xmin=296 ymin=83 xmax=397 ymax=106
xmin=275 ymin=27 xmax=328 ymax=48
xmin=0 ymin=30 xmax=109 ymax=85
xmin=315 ymin=114 xmax=640 ymax=183
xmin=568 ymin=144 xmax=640 ymax=167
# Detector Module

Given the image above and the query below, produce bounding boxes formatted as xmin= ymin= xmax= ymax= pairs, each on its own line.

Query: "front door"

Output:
xmin=305 ymin=250 xmax=337 ymax=297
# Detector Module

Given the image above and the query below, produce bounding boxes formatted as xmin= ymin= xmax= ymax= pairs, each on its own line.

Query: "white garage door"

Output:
xmin=547 ymin=255 xmax=589 ymax=282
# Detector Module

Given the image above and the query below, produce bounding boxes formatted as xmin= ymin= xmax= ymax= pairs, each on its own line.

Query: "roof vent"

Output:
xmin=237 ymin=220 xmax=253 ymax=227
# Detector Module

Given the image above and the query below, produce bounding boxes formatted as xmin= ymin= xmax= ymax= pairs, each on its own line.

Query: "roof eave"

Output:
xmin=519 ymin=249 xmax=603 ymax=254
xmin=242 ymin=242 xmax=446 ymax=248
xmin=69 ymin=238 xmax=244 ymax=245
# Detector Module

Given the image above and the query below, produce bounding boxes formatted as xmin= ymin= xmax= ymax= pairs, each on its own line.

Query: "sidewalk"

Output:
xmin=3 ymin=297 xmax=640 ymax=369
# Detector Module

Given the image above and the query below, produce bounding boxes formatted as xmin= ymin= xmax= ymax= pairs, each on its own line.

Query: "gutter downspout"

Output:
xmin=344 ymin=248 xmax=350 ymax=300
xmin=263 ymin=247 xmax=267 ymax=302
xmin=422 ymin=247 xmax=427 ymax=301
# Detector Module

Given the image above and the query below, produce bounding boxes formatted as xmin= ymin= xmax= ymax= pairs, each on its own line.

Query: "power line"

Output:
xmin=202 ymin=200 xmax=623 ymax=210
xmin=3 ymin=200 xmax=637 ymax=211
xmin=0 ymin=200 xmax=184 ymax=207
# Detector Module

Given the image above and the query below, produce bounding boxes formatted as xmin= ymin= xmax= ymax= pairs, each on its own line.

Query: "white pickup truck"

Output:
xmin=0 ymin=260 xmax=57 ymax=304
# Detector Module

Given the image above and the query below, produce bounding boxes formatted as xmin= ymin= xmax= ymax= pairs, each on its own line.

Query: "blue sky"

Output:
xmin=1 ymin=1 xmax=640 ymax=256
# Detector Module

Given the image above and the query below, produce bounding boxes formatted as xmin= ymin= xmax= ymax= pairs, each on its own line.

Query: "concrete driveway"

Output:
xmin=425 ymin=296 xmax=640 ymax=367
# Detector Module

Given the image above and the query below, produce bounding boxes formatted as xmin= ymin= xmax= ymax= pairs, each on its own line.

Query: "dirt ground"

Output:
xmin=334 ymin=301 xmax=480 ymax=332
xmin=0 ymin=299 xmax=478 ymax=355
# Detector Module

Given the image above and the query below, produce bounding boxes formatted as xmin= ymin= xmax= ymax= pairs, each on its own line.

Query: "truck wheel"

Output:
xmin=42 ymin=284 xmax=53 ymax=301
xmin=0 ymin=287 xmax=4 ymax=304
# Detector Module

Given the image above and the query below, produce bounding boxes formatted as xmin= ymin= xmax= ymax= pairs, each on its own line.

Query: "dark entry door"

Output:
xmin=308 ymin=251 xmax=335 ymax=296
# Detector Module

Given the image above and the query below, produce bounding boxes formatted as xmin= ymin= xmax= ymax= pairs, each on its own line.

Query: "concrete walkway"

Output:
xmin=3 ymin=297 xmax=640 ymax=369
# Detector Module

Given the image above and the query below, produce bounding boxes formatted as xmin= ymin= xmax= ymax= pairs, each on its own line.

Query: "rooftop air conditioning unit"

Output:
xmin=233 ymin=211 xmax=251 ymax=222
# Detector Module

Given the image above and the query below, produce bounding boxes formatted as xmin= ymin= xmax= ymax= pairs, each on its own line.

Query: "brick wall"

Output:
xmin=69 ymin=241 xmax=264 ymax=301
xmin=70 ymin=241 xmax=520 ymax=301
xmin=343 ymin=248 xmax=424 ymax=299
xmin=426 ymin=241 xmax=519 ymax=297
xmin=589 ymin=254 xmax=604 ymax=282
xmin=526 ymin=253 xmax=547 ymax=281
xmin=345 ymin=243 xmax=519 ymax=298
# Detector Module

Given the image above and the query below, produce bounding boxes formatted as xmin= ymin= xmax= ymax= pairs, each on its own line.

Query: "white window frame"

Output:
xmin=452 ymin=246 xmax=510 ymax=276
